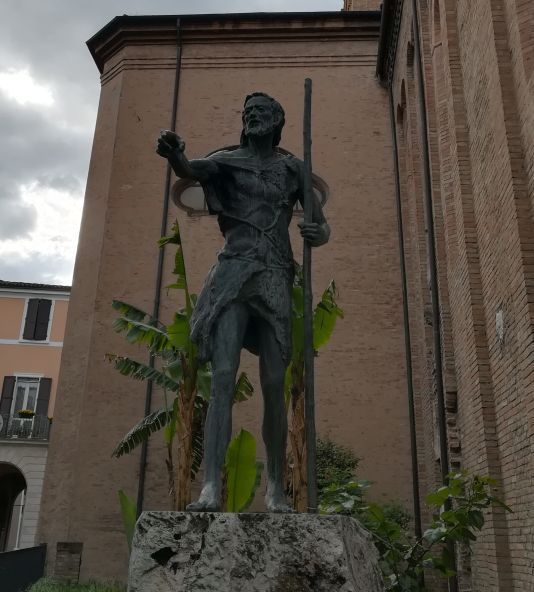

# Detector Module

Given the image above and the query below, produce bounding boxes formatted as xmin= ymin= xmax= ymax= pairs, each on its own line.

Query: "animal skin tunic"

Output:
xmin=190 ymin=149 xmax=308 ymax=365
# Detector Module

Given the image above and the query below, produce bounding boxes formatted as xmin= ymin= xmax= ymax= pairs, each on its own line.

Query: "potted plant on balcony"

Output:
xmin=17 ymin=408 xmax=35 ymax=419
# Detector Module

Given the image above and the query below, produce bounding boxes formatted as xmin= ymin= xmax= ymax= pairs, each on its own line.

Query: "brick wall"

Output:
xmin=390 ymin=0 xmax=534 ymax=589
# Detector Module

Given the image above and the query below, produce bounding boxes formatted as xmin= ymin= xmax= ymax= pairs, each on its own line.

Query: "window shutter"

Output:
xmin=23 ymin=299 xmax=39 ymax=340
xmin=0 ymin=376 xmax=16 ymax=416
xmin=35 ymin=378 xmax=52 ymax=417
xmin=34 ymin=299 xmax=52 ymax=340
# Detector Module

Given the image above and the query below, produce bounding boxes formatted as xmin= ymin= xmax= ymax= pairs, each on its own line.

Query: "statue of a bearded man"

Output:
xmin=157 ymin=92 xmax=330 ymax=512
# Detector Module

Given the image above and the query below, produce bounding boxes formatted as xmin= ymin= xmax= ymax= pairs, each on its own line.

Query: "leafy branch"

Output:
xmin=318 ymin=459 xmax=512 ymax=591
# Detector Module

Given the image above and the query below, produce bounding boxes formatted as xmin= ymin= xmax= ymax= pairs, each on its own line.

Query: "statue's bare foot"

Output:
xmin=186 ymin=483 xmax=221 ymax=512
xmin=265 ymin=485 xmax=294 ymax=513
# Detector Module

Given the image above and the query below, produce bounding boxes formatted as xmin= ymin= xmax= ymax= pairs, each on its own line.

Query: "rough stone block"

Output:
xmin=128 ymin=511 xmax=384 ymax=591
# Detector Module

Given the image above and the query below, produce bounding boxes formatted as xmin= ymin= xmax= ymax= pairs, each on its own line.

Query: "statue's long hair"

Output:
xmin=239 ymin=92 xmax=285 ymax=148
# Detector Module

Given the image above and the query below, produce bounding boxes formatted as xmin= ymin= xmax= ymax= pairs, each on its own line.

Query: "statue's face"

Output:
xmin=243 ymin=96 xmax=276 ymax=138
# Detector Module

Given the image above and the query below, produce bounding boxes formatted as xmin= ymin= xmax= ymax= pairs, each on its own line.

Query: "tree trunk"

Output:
xmin=166 ymin=442 xmax=176 ymax=509
xmin=174 ymin=389 xmax=195 ymax=511
xmin=289 ymin=360 xmax=308 ymax=512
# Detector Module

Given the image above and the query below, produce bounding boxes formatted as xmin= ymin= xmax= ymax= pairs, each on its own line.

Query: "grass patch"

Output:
xmin=28 ymin=578 xmax=125 ymax=592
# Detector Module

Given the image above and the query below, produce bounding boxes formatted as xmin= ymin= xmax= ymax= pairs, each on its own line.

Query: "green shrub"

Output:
xmin=382 ymin=501 xmax=412 ymax=530
xmin=316 ymin=438 xmax=360 ymax=494
xmin=315 ymin=438 xmax=511 ymax=590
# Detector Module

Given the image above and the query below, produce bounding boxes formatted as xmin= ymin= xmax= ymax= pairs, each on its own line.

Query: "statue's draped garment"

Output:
xmin=190 ymin=150 xmax=304 ymax=365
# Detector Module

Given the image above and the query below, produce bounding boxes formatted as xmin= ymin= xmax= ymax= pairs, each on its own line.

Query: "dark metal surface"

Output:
xmin=303 ymin=78 xmax=318 ymax=513
xmin=0 ymin=545 xmax=46 ymax=592
xmin=0 ymin=414 xmax=51 ymax=441
xmin=156 ymin=89 xmax=329 ymax=512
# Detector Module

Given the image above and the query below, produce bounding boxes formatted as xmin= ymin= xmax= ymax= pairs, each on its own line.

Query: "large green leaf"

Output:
xmin=196 ymin=364 xmax=212 ymax=401
xmin=159 ymin=221 xmax=191 ymax=313
xmin=225 ymin=429 xmax=258 ymax=512
xmin=106 ymin=354 xmax=180 ymax=392
xmin=112 ymin=317 xmax=171 ymax=352
xmin=241 ymin=461 xmax=264 ymax=511
xmin=166 ymin=312 xmax=191 ymax=351
xmin=313 ymin=280 xmax=343 ymax=350
xmin=118 ymin=489 xmax=137 ymax=551
xmin=163 ymin=397 xmax=180 ymax=446
xmin=112 ymin=407 xmax=171 ymax=458
xmin=234 ymin=372 xmax=254 ymax=402
xmin=112 ymin=300 xmax=150 ymax=322
xmin=165 ymin=358 xmax=184 ymax=382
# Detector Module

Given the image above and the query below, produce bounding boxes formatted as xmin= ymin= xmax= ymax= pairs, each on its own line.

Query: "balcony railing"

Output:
xmin=0 ymin=414 xmax=51 ymax=441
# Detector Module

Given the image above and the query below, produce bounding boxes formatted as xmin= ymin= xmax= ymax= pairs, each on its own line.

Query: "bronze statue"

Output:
xmin=156 ymin=92 xmax=330 ymax=512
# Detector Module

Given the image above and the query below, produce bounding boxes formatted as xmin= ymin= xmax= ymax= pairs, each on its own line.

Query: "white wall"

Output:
xmin=0 ymin=442 xmax=48 ymax=549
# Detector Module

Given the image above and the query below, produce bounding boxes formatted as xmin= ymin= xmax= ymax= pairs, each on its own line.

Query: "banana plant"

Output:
xmin=118 ymin=489 xmax=137 ymax=551
xmin=109 ymin=221 xmax=253 ymax=510
xmin=286 ymin=263 xmax=344 ymax=511
xmin=225 ymin=429 xmax=264 ymax=512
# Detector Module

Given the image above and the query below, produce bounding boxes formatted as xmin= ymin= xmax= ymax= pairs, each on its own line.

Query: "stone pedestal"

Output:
xmin=128 ymin=512 xmax=384 ymax=591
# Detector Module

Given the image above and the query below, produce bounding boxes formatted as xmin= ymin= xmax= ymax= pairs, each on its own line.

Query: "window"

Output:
xmin=0 ymin=376 xmax=52 ymax=439
xmin=11 ymin=378 xmax=40 ymax=415
xmin=22 ymin=299 xmax=52 ymax=341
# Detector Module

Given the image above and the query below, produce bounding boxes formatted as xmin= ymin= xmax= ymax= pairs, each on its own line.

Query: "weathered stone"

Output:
xmin=128 ymin=512 xmax=384 ymax=592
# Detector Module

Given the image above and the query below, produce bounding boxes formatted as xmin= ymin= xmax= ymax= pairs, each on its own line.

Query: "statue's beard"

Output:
xmin=244 ymin=120 xmax=274 ymax=138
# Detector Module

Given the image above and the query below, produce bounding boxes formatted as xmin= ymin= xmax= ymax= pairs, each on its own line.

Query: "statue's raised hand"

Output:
xmin=156 ymin=130 xmax=217 ymax=181
xmin=157 ymin=130 xmax=185 ymax=159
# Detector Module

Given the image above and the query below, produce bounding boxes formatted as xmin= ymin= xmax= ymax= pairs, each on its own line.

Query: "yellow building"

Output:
xmin=0 ymin=280 xmax=69 ymax=551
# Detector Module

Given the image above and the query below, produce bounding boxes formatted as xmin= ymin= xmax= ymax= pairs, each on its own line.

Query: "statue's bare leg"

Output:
xmin=187 ymin=302 xmax=249 ymax=512
xmin=258 ymin=320 xmax=293 ymax=513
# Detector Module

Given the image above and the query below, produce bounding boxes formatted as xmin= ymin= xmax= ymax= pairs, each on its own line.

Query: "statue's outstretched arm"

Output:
xmin=156 ymin=130 xmax=218 ymax=182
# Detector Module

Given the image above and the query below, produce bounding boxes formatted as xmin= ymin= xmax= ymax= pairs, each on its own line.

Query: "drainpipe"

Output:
xmin=388 ymin=89 xmax=423 ymax=543
xmin=410 ymin=1 xmax=458 ymax=590
xmin=136 ymin=18 xmax=183 ymax=518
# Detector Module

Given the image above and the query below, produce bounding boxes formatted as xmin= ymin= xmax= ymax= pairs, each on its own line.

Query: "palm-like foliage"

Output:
xmin=112 ymin=408 xmax=171 ymax=458
xmin=109 ymin=221 xmax=252 ymax=510
xmin=287 ymin=263 xmax=343 ymax=511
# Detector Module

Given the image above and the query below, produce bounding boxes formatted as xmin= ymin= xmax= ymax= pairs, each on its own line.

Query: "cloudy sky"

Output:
xmin=0 ymin=0 xmax=341 ymax=285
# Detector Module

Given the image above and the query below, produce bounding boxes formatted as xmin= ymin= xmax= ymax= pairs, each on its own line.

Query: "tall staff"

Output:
xmin=303 ymin=78 xmax=318 ymax=512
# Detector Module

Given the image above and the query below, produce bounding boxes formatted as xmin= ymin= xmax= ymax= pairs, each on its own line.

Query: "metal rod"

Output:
xmin=411 ymin=2 xmax=458 ymax=590
xmin=303 ymin=78 xmax=318 ymax=513
xmin=136 ymin=18 xmax=182 ymax=519
xmin=388 ymin=88 xmax=423 ymax=542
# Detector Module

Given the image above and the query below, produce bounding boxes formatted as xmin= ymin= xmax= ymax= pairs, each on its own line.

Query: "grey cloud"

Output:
xmin=0 ymin=94 xmax=88 ymax=241
xmin=0 ymin=195 xmax=37 ymax=240
xmin=0 ymin=96 xmax=90 ymax=180
xmin=0 ymin=249 xmax=73 ymax=285
xmin=36 ymin=174 xmax=83 ymax=194
xmin=0 ymin=0 xmax=339 ymax=278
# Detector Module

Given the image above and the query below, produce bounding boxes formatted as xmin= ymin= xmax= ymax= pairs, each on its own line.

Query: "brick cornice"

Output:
xmin=376 ymin=0 xmax=404 ymax=85
xmin=87 ymin=12 xmax=381 ymax=74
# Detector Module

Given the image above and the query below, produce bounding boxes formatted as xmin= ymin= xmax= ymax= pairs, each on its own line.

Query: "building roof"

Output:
xmin=0 ymin=280 xmax=71 ymax=293
xmin=87 ymin=11 xmax=382 ymax=73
